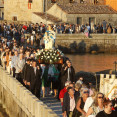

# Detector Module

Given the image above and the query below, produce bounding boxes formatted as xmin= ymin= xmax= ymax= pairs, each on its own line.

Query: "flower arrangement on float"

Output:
xmin=36 ymin=49 xmax=64 ymax=64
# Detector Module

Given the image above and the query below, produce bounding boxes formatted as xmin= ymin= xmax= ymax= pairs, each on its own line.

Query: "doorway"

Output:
xmin=77 ymin=17 xmax=82 ymax=25
xmin=89 ymin=17 xmax=95 ymax=25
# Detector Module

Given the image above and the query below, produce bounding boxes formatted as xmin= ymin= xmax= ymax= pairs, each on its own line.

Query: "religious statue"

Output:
xmin=43 ymin=25 xmax=56 ymax=50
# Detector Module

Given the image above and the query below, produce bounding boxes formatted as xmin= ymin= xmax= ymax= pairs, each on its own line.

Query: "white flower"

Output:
xmin=37 ymin=52 xmax=40 ymax=56
xmin=50 ymin=60 xmax=53 ymax=64
xmin=50 ymin=49 xmax=52 ymax=52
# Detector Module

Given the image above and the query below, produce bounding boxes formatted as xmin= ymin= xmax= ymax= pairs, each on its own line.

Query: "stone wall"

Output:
xmin=47 ymin=4 xmax=67 ymax=23
xmin=4 ymin=0 xmax=43 ymax=21
xmin=32 ymin=13 xmax=53 ymax=24
xmin=0 ymin=20 xmax=31 ymax=25
xmin=0 ymin=67 xmax=58 ymax=117
xmin=66 ymin=14 xmax=117 ymax=25
xmin=56 ymin=34 xmax=117 ymax=53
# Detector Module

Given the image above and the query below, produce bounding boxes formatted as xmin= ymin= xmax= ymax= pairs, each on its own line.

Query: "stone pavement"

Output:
xmin=41 ymin=95 xmax=62 ymax=117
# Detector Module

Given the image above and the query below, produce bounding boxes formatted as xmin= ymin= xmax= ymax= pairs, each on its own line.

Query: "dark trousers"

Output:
xmin=31 ymin=86 xmax=41 ymax=99
xmin=13 ymin=67 xmax=16 ymax=77
xmin=15 ymin=73 xmax=23 ymax=84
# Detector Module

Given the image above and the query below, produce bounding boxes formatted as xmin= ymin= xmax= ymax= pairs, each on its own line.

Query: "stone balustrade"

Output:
xmin=100 ymin=74 xmax=117 ymax=99
xmin=0 ymin=66 xmax=58 ymax=117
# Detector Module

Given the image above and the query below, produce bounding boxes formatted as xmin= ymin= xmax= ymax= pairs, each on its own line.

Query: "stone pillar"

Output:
xmin=100 ymin=74 xmax=104 ymax=93
xmin=35 ymin=101 xmax=44 ymax=117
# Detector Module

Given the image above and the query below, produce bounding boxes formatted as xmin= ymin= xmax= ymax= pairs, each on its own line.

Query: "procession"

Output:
xmin=0 ymin=21 xmax=117 ymax=117
xmin=1 ymin=0 xmax=117 ymax=117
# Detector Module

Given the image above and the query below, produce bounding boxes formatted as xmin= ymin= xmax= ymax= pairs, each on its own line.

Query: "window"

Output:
xmin=51 ymin=0 xmax=56 ymax=3
xmin=94 ymin=0 xmax=98 ymax=4
xmin=89 ymin=17 xmax=95 ymax=25
xmin=12 ymin=16 xmax=17 ymax=21
xmin=70 ymin=0 xmax=74 ymax=3
xmin=28 ymin=0 xmax=32 ymax=3
xmin=80 ymin=0 xmax=84 ymax=3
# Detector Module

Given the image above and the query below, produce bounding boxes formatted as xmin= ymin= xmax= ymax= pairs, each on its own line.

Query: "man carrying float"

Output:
xmin=36 ymin=25 xmax=64 ymax=98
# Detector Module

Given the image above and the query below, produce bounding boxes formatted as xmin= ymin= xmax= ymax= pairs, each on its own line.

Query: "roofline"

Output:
xmin=68 ymin=13 xmax=117 ymax=14
xmin=33 ymin=12 xmax=61 ymax=23
xmin=56 ymin=4 xmax=117 ymax=15
xmin=55 ymin=3 xmax=68 ymax=14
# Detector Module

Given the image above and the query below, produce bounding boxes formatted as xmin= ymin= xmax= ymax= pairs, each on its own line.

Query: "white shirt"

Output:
xmin=84 ymin=97 xmax=94 ymax=113
xmin=70 ymin=96 xmax=75 ymax=112
xmin=34 ymin=67 xmax=37 ymax=75
xmin=67 ymin=67 xmax=71 ymax=81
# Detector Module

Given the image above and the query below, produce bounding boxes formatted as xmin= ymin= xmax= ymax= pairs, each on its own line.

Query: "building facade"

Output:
xmin=4 ymin=0 xmax=43 ymax=22
xmin=2 ymin=0 xmax=117 ymax=25
xmin=0 ymin=0 xmax=4 ymax=20
xmin=106 ymin=0 xmax=117 ymax=11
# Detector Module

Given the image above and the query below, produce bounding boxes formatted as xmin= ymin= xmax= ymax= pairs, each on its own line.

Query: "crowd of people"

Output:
xmin=60 ymin=79 xmax=117 ymax=117
xmin=56 ymin=20 xmax=117 ymax=35
xmin=0 ymin=21 xmax=117 ymax=40
xmin=0 ymin=22 xmax=117 ymax=117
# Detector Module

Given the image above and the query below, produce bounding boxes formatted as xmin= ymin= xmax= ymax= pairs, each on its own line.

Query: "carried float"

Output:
xmin=36 ymin=25 xmax=64 ymax=64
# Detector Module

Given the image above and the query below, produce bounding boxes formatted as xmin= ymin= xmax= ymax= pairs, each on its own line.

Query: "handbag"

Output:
xmin=72 ymin=108 xmax=85 ymax=117
xmin=72 ymin=108 xmax=80 ymax=117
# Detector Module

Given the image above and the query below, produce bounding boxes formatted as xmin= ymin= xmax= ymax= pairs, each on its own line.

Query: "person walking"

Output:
xmin=27 ymin=60 xmax=42 ymax=99
xmin=60 ymin=60 xmax=75 ymax=89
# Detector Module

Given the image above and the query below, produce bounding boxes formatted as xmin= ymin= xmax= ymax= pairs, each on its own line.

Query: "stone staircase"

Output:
xmin=41 ymin=95 xmax=62 ymax=117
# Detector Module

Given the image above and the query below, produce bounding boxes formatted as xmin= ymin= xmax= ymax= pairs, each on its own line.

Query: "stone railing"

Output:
xmin=0 ymin=66 xmax=58 ymax=117
xmin=100 ymin=74 xmax=117 ymax=99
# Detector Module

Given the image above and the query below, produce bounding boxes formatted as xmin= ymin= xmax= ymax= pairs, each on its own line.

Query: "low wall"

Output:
xmin=0 ymin=66 xmax=58 ymax=117
xmin=0 ymin=20 xmax=31 ymax=24
xmin=56 ymin=34 xmax=117 ymax=53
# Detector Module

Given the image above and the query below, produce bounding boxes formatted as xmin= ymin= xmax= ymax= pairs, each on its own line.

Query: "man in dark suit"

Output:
xmin=27 ymin=60 xmax=42 ymax=99
xmin=22 ymin=58 xmax=31 ymax=88
xmin=62 ymin=87 xmax=76 ymax=117
xmin=60 ymin=60 xmax=75 ymax=89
